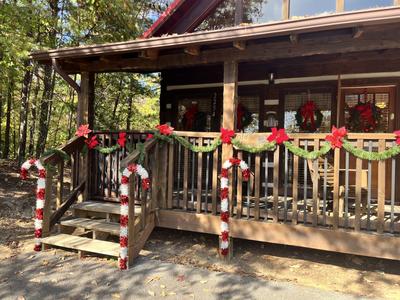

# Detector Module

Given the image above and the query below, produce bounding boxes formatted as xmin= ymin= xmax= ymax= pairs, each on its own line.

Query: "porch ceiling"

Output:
xmin=30 ymin=7 xmax=400 ymax=74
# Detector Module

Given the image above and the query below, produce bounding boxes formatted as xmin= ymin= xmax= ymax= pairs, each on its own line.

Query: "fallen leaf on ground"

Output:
xmin=145 ymin=275 xmax=161 ymax=284
xmin=147 ymin=290 xmax=155 ymax=297
xmin=160 ymin=284 xmax=166 ymax=289
xmin=168 ymin=292 xmax=177 ymax=296
xmin=200 ymin=280 xmax=207 ymax=284
xmin=111 ymin=293 xmax=120 ymax=299
xmin=160 ymin=290 xmax=167 ymax=297
xmin=177 ymin=275 xmax=185 ymax=282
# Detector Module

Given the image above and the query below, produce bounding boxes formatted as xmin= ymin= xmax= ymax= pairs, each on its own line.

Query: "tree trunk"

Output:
xmin=3 ymin=75 xmax=13 ymax=158
xmin=35 ymin=65 xmax=53 ymax=156
xmin=126 ymin=78 xmax=135 ymax=130
xmin=18 ymin=60 xmax=33 ymax=163
xmin=28 ymin=67 xmax=40 ymax=156
xmin=35 ymin=0 xmax=59 ymax=156
xmin=112 ymin=77 xmax=124 ymax=122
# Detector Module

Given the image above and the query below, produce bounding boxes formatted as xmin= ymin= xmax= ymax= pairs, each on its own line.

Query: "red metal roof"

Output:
xmin=142 ymin=0 xmax=224 ymax=38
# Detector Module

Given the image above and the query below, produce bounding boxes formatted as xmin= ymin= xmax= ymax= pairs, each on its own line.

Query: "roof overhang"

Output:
xmin=30 ymin=7 xmax=400 ymax=73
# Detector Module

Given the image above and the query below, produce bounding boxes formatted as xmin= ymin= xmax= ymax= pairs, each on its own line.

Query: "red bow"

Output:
xmin=325 ymin=126 xmax=347 ymax=149
xmin=394 ymin=130 xmax=400 ymax=145
xmin=267 ymin=128 xmax=289 ymax=144
xmin=85 ymin=135 xmax=99 ymax=150
xmin=184 ymin=104 xmax=198 ymax=130
xmin=156 ymin=124 xmax=174 ymax=136
xmin=117 ymin=132 xmax=127 ymax=148
xmin=220 ymin=128 xmax=235 ymax=144
xmin=300 ymin=101 xmax=316 ymax=131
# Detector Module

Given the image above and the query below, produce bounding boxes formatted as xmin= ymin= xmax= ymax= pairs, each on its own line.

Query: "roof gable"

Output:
xmin=142 ymin=0 xmax=224 ymax=38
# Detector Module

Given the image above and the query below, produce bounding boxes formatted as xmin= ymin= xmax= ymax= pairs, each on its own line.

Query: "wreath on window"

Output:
xmin=237 ymin=103 xmax=253 ymax=131
xmin=347 ymin=102 xmax=381 ymax=132
xmin=182 ymin=103 xmax=207 ymax=131
xmin=295 ymin=100 xmax=323 ymax=132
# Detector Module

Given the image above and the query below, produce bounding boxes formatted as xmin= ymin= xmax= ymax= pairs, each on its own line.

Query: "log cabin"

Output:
xmin=29 ymin=0 xmax=400 ymax=267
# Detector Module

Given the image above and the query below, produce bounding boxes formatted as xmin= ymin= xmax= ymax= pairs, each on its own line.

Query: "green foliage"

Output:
xmin=0 ymin=0 xmax=165 ymax=159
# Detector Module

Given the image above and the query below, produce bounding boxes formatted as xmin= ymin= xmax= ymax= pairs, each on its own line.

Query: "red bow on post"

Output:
xmin=325 ymin=126 xmax=347 ymax=149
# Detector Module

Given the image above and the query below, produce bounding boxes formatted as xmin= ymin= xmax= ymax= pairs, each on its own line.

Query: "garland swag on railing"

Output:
xmin=73 ymin=124 xmax=400 ymax=162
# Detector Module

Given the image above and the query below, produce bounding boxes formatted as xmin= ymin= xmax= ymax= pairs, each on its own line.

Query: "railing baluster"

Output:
xmin=191 ymin=139 xmax=195 ymax=210
xmin=211 ymin=145 xmax=219 ymax=215
xmin=284 ymin=147 xmax=288 ymax=223
xmin=355 ymin=139 xmax=363 ymax=231
xmin=377 ymin=139 xmax=386 ymax=234
xmin=344 ymin=150 xmax=350 ymax=228
xmin=255 ymin=153 xmax=261 ymax=221
xmin=312 ymin=139 xmax=319 ymax=227
xmin=183 ymin=139 xmax=189 ymax=211
xmin=273 ymin=145 xmax=280 ymax=222
xmin=323 ymin=155 xmax=327 ymax=226
xmin=237 ymin=151 xmax=243 ymax=219
xmin=367 ymin=141 xmax=372 ymax=231
xmin=292 ymin=139 xmax=299 ymax=225
xmin=303 ymin=140 xmax=308 ymax=224
xmin=390 ymin=142 xmax=396 ymax=233
xmin=56 ymin=161 xmax=64 ymax=209
xmin=246 ymin=155 xmax=251 ymax=219
xmin=167 ymin=141 xmax=174 ymax=209
xmin=264 ymin=152 xmax=269 ymax=221
xmin=205 ymin=139 xmax=211 ymax=214
xmin=197 ymin=138 xmax=203 ymax=213
xmin=177 ymin=142 xmax=182 ymax=209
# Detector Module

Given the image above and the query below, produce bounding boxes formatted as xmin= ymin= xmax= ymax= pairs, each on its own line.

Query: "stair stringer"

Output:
xmin=128 ymin=212 xmax=155 ymax=266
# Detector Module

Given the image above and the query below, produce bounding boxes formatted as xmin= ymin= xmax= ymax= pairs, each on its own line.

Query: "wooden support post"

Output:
xmin=128 ymin=173 xmax=136 ymax=267
xmin=158 ymin=143 xmax=168 ymax=209
xmin=377 ymin=140 xmax=386 ymax=234
xmin=221 ymin=60 xmax=238 ymax=260
xmin=77 ymin=72 xmax=95 ymax=202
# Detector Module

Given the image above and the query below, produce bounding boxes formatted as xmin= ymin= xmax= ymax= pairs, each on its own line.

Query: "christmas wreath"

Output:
xmin=237 ymin=103 xmax=253 ymax=131
xmin=347 ymin=102 xmax=381 ymax=133
xmin=182 ymin=103 xmax=207 ymax=131
xmin=295 ymin=101 xmax=323 ymax=132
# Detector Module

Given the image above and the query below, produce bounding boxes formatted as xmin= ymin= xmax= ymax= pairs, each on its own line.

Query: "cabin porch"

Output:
xmin=29 ymin=8 xmax=400 ymax=266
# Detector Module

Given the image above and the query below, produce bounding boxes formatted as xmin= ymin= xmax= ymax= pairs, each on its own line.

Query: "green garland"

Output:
xmin=41 ymin=149 xmax=70 ymax=162
xmin=95 ymin=144 xmax=121 ymax=154
xmin=342 ymin=140 xmax=400 ymax=161
xmin=231 ymin=138 xmax=276 ymax=153
xmin=154 ymin=132 xmax=222 ymax=152
xmin=283 ymin=141 xmax=332 ymax=160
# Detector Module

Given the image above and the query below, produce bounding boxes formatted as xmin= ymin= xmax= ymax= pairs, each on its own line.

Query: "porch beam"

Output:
xmin=51 ymin=58 xmax=81 ymax=93
xmin=58 ymin=25 xmax=400 ymax=73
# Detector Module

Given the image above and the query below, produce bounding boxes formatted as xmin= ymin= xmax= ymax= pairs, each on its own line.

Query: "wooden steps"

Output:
xmin=60 ymin=218 xmax=120 ymax=235
xmin=73 ymin=200 xmax=141 ymax=216
xmin=41 ymin=234 xmax=119 ymax=257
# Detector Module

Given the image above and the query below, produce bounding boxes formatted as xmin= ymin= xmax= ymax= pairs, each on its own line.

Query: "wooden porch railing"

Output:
xmin=90 ymin=131 xmax=150 ymax=201
xmin=40 ymin=136 xmax=87 ymax=233
xmin=162 ymin=131 xmax=400 ymax=236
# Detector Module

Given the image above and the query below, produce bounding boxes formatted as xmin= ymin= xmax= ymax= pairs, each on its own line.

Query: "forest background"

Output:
xmin=0 ymin=0 xmax=174 ymax=163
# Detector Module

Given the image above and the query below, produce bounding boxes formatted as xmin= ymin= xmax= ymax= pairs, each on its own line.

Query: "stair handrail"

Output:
xmin=120 ymin=138 xmax=157 ymax=170
xmin=39 ymin=135 xmax=87 ymax=233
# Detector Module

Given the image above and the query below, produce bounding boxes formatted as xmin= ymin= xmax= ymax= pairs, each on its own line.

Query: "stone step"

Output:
xmin=60 ymin=218 xmax=120 ymax=235
xmin=41 ymin=234 xmax=119 ymax=257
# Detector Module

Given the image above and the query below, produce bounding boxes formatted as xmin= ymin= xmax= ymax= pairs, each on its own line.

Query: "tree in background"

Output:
xmin=0 ymin=0 xmax=168 ymax=160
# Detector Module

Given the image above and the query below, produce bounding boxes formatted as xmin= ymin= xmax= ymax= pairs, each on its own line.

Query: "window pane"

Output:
xmin=290 ymin=0 xmax=336 ymax=19
xmin=284 ymin=92 xmax=332 ymax=133
xmin=344 ymin=0 xmax=393 ymax=11
xmin=244 ymin=0 xmax=283 ymax=24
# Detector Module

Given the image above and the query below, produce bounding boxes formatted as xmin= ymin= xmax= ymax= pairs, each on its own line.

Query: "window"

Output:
xmin=243 ymin=0 xmax=283 ymax=24
xmin=284 ymin=91 xmax=332 ymax=133
xmin=344 ymin=0 xmax=394 ymax=11
xmin=290 ymin=0 xmax=336 ymax=19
